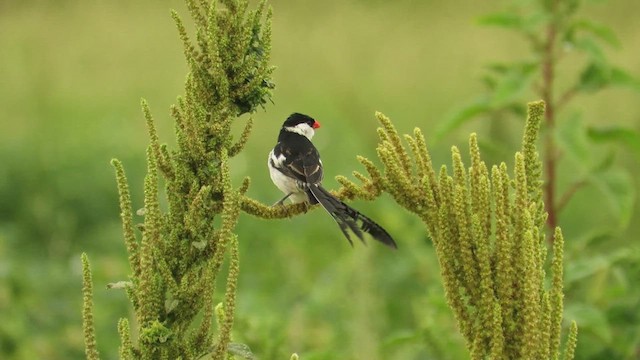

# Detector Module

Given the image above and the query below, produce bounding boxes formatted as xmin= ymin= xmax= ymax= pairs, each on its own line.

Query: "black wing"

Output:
xmin=273 ymin=136 xmax=323 ymax=185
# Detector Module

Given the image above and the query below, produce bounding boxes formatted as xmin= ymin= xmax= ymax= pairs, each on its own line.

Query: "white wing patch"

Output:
xmin=267 ymin=150 xmax=308 ymax=203
xmin=269 ymin=151 xmax=286 ymax=168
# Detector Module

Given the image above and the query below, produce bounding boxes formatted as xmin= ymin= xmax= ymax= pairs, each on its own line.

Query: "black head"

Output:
xmin=282 ymin=113 xmax=321 ymax=129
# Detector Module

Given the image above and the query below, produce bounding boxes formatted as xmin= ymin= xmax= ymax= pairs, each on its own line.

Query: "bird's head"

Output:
xmin=282 ymin=113 xmax=321 ymax=140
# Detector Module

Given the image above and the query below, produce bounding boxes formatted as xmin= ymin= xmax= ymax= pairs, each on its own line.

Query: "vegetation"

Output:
xmin=84 ymin=0 xmax=275 ymax=358
xmin=1 ymin=0 xmax=639 ymax=359
xmin=336 ymin=102 xmax=578 ymax=359
xmin=437 ymin=0 xmax=640 ymax=234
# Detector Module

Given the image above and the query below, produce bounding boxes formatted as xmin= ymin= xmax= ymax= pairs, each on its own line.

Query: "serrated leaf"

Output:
xmin=587 ymin=126 xmax=640 ymax=157
xmin=434 ymin=99 xmax=492 ymax=142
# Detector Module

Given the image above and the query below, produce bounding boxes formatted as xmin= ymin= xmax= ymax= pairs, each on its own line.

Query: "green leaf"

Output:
xmin=478 ymin=13 xmax=524 ymax=29
xmin=573 ymin=37 xmax=607 ymax=63
xmin=434 ymin=99 xmax=491 ymax=142
xmin=436 ymin=61 xmax=537 ymax=142
xmin=578 ymin=63 xmax=640 ymax=93
xmin=559 ymin=0 xmax=581 ymax=16
xmin=556 ymin=112 xmax=591 ymax=171
xmin=588 ymin=169 xmax=635 ymax=229
xmin=485 ymin=62 xmax=511 ymax=75
xmin=591 ymin=150 xmax=616 ymax=173
xmin=504 ymin=102 xmax=527 ymax=118
xmin=565 ymin=247 xmax=632 ymax=286
xmin=489 ymin=62 xmax=538 ymax=106
xmin=557 ymin=115 xmax=636 ymax=229
xmin=481 ymin=74 xmax=498 ymax=91
xmin=587 ymin=126 xmax=640 ymax=157
xmin=571 ymin=18 xmax=621 ymax=48
xmin=477 ymin=10 xmax=547 ymax=38
xmin=578 ymin=62 xmax=610 ymax=92
xmin=564 ymin=304 xmax=612 ymax=343
xmin=482 ymin=63 xmax=511 ymax=91
xmin=381 ymin=330 xmax=421 ymax=349
xmin=610 ymin=66 xmax=640 ymax=91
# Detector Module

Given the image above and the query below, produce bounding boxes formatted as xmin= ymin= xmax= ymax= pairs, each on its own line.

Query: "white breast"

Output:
xmin=267 ymin=150 xmax=309 ymax=203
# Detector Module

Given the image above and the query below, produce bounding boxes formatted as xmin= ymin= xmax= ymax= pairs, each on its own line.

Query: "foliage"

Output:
xmin=429 ymin=0 xmax=640 ymax=357
xmin=83 ymin=2 xmax=582 ymax=358
xmin=437 ymin=0 xmax=640 ymax=233
xmin=82 ymin=0 xmax=275 ymax=358
xmin=1 ymin=1 xmax=639 ymax=359
xmin=336 ymin=101 xmax=578 ymax=359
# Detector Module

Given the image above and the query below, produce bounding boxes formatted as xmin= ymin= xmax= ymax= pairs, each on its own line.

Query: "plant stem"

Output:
xmin=557 ymin=180 xmax=587 ymax=212
xmin=542 ymin=2 xmax=559 ymax=234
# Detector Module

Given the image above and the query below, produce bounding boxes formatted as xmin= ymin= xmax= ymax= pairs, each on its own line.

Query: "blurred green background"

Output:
xmin=1 ymin=0 xmax=639 ymax=359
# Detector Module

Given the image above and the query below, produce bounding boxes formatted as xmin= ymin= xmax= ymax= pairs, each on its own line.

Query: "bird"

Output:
xmin=267 ymin=112 xmax=397 ymax=249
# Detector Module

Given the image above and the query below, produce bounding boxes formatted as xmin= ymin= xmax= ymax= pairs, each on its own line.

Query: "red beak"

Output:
xmin=312 ymin=120 xmax=321 ymax=129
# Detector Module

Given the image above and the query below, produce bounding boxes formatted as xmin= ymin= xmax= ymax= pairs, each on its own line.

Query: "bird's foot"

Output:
xmin=272 ymin=193 xmax=294 ymax=217
xmin=272 ymin=192 xmax=293 ymax=207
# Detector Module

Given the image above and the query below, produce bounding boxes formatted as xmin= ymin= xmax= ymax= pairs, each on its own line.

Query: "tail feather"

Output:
xmin=307 ymin=185 xmax=397 ymax=249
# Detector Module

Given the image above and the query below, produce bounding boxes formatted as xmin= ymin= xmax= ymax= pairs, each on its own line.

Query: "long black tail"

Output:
xmin=307 ymin=184 xmax=397 ymax=249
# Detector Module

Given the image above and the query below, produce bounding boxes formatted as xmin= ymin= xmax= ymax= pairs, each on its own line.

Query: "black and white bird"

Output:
xmin=268 ymin=113 xmax=397 ymax=249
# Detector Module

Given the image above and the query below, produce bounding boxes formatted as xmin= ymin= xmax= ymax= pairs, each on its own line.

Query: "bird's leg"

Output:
xmin=272 ymin=192 xmax=293 ymax=207
xmin=272 ymin=193 xmax=295 ymax=218
xmin=272 ymin=193 xmax=311 ymax=217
